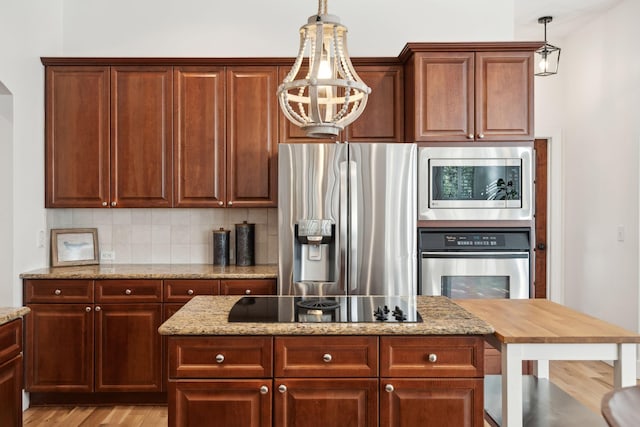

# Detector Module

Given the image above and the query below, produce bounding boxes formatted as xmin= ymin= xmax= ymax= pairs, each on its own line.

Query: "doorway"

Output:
xmin=0 ymin=80 xmax=14 ymax=305
xmin=534 ymin=138 xmax=549 ymax=299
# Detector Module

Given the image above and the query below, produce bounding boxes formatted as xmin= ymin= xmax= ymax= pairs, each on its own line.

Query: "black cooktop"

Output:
xmin=228 ymin=296 xmax=422 ymax=323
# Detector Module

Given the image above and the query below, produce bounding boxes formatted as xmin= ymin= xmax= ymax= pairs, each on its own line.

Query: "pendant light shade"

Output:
xmin=535 ymin=16 xmax=561 ymax=76
xmin=277 ymin=0 xmax=371 ymax=138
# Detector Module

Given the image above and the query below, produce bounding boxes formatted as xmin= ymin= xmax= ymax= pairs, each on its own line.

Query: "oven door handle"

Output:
xmin=421 ymin=251 xmax=529 ymax=259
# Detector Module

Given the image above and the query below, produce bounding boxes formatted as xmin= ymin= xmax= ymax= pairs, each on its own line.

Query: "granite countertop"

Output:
xmin=0 ymin=307 xmax=31 ymax=326
xmin=158 ymin=295 xmax=494 ymax=336
xmin=19 ymin=264 xmax=278 ymax=279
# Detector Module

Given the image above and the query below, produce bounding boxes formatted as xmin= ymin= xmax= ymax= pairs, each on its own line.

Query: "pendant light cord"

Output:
xmin=318 ymin=0 xmax=328 ymax=15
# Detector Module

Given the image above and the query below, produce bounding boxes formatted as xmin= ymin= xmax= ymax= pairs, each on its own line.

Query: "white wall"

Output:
xmin=534 ymin=0 xmax=640 ymax=332
xmin=0 ymin=0 xmax=63 ymax=306
xmin=0 ymin=84 xmax=13 ymax=305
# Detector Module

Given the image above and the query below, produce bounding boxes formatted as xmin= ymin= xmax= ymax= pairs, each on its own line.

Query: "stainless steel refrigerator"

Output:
xmin=278 ymin=143 xmax=417 ymax=296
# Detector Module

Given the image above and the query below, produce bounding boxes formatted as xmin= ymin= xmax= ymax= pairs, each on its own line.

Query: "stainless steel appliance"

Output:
xmin=418 ymin=146 xmax=533 ymax=221
xmin=228 ymin=296 xmax=422 ymax=323
xmin=419 ymin=228 xmax=531 ymax=299
xmin=278 ymin=143 xmax=417 ymax=296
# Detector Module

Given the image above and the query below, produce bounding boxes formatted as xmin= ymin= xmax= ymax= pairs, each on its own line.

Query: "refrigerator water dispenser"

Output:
xmin=294 ymin=220 xmax=336 ymax=283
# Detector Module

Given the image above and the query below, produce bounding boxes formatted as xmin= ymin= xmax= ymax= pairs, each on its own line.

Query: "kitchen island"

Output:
xmin=159 ymin=295 xmax=493 ymax=427
xmin=0 ymin=306 xmax=30 ymax=427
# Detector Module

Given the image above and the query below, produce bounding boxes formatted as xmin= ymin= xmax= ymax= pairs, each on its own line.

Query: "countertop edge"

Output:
xmin=0 ymin=307 xmax=31 ymax=326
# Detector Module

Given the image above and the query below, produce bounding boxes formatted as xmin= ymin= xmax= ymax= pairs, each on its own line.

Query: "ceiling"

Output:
xmin=514 ymin=0 xmax=623 ymax=39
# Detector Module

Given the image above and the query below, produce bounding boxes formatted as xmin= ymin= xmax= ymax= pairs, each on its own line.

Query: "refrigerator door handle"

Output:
xmin=339 ymin=161 xmax=349 ymax=294
xmin=348 ymin=160 xmax=358 ymax=292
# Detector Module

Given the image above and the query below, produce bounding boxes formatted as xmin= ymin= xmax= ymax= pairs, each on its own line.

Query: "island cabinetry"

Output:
xmin=274 ymin=336 xmax=379 ymax=426
xmin=404 ymin=47 xmax=534 ymax=142
xmin=94 ymin=280 xmax=163 ymax=392
xmin=168 ymin=336 xmax=273 ymax=427
xmin=379 ymin=336 xmax=484 ymax=427
xmin=220 ymin=279 xmax=276 ymax=296
xmin=0 ymin=319 xmax=24 ymax=427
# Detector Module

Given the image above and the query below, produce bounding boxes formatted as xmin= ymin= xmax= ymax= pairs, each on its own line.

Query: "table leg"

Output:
xmin=534 ymin=360 xmax=549 ymax=379
xmin=502 ymin=343 xmax=523 ymax=427
xmin=613 ymin=343 xmax=637 ymax=388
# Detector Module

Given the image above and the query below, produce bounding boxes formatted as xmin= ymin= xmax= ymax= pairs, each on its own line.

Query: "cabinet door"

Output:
xmin=174 ymin=67 xmax=226 ymax=207
xmin=345 ymin=65 xmax=404 ymax=142
xmin=25 ymin=304 xmax=94 ymax=392
xmin=95 ymin=303 xmax=163 ymax=392
xmin=111 ymin=66 xmax=173 ymax=207
xmin=169 ymin=379 xmax=272 ymax=427
xmin=45 ymin=66 xmax=110 ymax=207
xmin=0 ymin=355 xmax=22 ymax=427
xmin=274 ymin=378 xmax=378 ymax=427
xmin=380 ymin=378 xmax=483 ymax=427
xmin=226 ymin=67 xmax=278 ymax=207
xmin=475 ymin=51 xmax=534 ymax=141
xmin=220 ymin=279 xmax=276 ymax=296
xmin=408 ymin=52 xmax=474 ymax=142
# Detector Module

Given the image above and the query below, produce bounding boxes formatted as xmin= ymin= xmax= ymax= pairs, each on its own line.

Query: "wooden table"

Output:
xmin=457 ymin=299 xmax=640 ymax=427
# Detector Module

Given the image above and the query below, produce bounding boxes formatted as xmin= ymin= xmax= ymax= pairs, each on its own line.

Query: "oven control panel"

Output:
xmin=444 ymin=234 xmax=505 ymax=247
xmin=419 ymin=228 xmax=531 ymax=252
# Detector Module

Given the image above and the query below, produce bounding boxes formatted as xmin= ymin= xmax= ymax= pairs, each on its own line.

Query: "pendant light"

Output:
xmin=277 ymin=0 xmax=371 ymax=138
xmin=535 ymin=16 xmax=561 ymax=76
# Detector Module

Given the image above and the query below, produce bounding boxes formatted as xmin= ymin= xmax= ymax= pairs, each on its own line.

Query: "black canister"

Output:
xmin=213 ymin=228 xmax=230 ymax=266
xmin=235 ymin=221 xmax=255 ymax=266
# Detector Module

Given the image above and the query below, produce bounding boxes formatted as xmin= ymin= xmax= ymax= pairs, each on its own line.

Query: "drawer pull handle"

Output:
xmin=245 ymin=289 xmax=251 ymax=295
xmin=278 ymin=385 xmax=287 ymax=393
xmin=215 ymin=354 xmax=225 ymax=363
xmin=85 ymin=306 xmax=91 ymax=312
xmin=187 ymin=289 xmax=194 ymax=295
xmin=95 ymin=306 xmax=101 ymax=312
xmin=54 ymin=289 xmax=62 ymax=295
xmin=385 ymin=384 xmax=394 ymax=393
xmin=260 ymin=385 xmax=269 ymax=395
xmin=322 ymin=353 xmax=332 ymax=363
xmin=428 ymin=353 xmax=437 ymax=363
xmin=125 ymin=289 xmax=132 ymax=295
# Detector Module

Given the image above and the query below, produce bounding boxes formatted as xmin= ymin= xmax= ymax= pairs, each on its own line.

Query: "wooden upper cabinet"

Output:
xmin=226 ymin=67 xmax=278 ymax=207
xmin=475 ymin=51 xmax=534 ymax=141
xmin=344 ymin=65 xmax=404 ymax=142
xmin=111 ymin=66 xmax=173 ymax=207
xmin=173 ymin=67 xmax=226 ymax=207
xmin=45 ymin=66 xmax=110 ymax=207
xmin=405 ymin=48 xmax=534 ymax=142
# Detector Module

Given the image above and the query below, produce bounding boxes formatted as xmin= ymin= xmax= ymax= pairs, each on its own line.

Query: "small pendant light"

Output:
xmin=535 ymin=16 xmax=561 ymax=77
xmin=277 ymin=0 xmax=371 ymax=138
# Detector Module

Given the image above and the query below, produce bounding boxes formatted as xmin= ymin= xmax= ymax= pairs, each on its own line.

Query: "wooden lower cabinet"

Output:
xmin=0 ymin=319 xmax=24 ymax=427
xmin=220 ymin=279 xmax=276 ymax=296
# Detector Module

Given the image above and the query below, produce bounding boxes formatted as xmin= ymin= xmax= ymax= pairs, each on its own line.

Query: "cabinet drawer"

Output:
xmin=220 ymin=279 xmax=276 ymax=296
xmin=24 ymin=279 xmax=93 ymax=303
xmin=275 ymin=336 xmax=378 ymax=377
xmin=169 ymin=336 xmax=272 ymax=379
xmin=164 ymin=280 xmax=219 ymax=302
xmin=95 ymin=280 xmax=162 ymax=302
xmin=380 ymin=336 xmax=484 ymax=378
xmin=0 ymin=319 xmax=22 ymax=366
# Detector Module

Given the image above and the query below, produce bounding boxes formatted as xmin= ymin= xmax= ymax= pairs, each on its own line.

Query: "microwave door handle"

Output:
xmin=339 ymin=161 xmax=348 ymax=294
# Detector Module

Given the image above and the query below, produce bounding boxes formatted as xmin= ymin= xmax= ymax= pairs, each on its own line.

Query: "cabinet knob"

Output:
xmin=125 ymin=289 xmax=132 ymax=295
xmin=278 ymin=385 xmax=287 ymax=393
xmin=467 ymin=133 xmax=474 ymax=139
xmin=215 ymin=354 xmax=225 ymax=363
xmin=187 ymin=289 xmax=194 ymax=295
xmin=218 ymin=201 xmax=224 ymax=206
xmin=428 ymin=353 xmax=437 ymax=363
xmin=228 ymin=201 xmax=233 ymax=206
xmin=85 ymin=306 xmax=92 ymax=312
xmin=95 ymin=306 xmax=101 ymax=312
xmin=322 ymin=353 xmax=332 ymax=363
xmin=111 ymin=201 xmax=117 ymax=207
xmin=478 ymin=133 xmax=485 ymax=139
xmin=102 ymin=201 xmax=108 ymax=207
xmin=245 ymin=289 xmax=251 ymax=295
xmin=54 ymin=289 xmax=62 ymax=296
xmin=259 ymin=385 xmax=269 ymax=395
xmin=385 ymin=384 xmax=394 ymax=393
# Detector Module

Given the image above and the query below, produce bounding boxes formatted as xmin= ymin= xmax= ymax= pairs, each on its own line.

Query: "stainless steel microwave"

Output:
xmin=418 ymin=146 xmax=533 ymax=221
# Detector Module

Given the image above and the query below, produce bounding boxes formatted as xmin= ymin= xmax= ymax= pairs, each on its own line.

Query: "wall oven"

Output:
xmin=419 ymin=228 xmax=531 ymax=299
xmin=418 ymin=146 xmax=533 ymax=221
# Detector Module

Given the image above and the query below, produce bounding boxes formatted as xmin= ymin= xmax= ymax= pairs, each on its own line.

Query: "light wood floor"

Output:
xmin=23 ymin=360 xmax=637 ymax=426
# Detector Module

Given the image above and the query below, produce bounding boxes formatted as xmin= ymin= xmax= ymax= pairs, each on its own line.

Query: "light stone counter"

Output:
xmin=158 ymin=295 xmax=494 ymax=336
xmin=19 ymin=264 xmax=277 ymax=280
xmin=0 ymin=307 xmax=30 ymax=326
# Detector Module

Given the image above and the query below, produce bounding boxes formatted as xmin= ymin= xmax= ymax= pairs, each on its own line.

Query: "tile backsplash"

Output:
xmin=46 ymin=208 xmax=279 ymax=265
